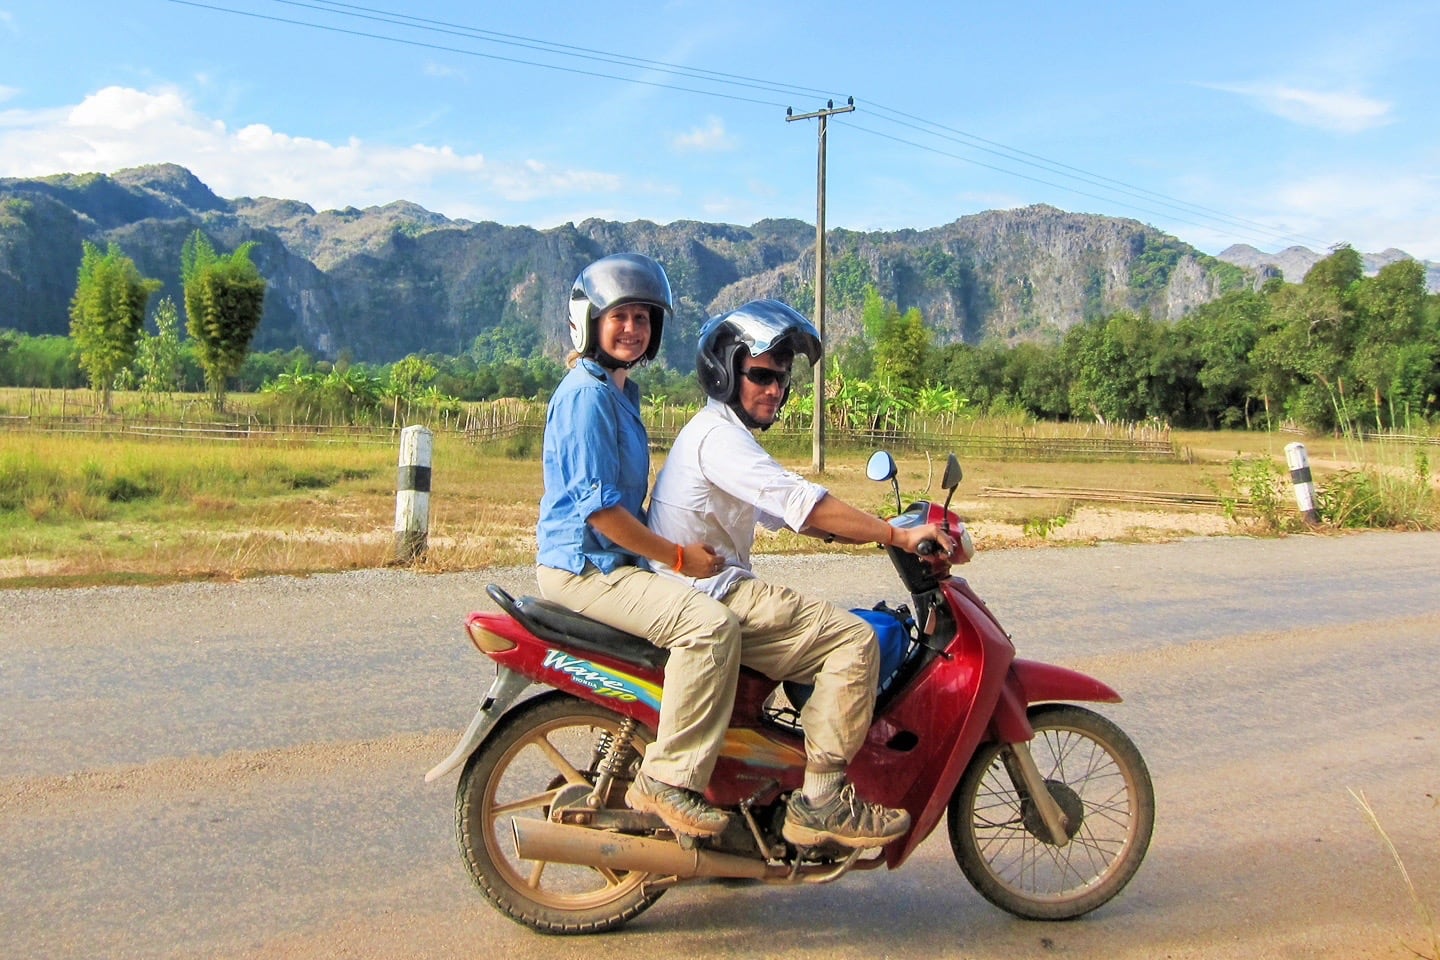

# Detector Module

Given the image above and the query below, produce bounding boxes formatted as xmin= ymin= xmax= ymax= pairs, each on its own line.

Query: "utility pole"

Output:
xmin=787 ymin=96 xmax=854 ymax=475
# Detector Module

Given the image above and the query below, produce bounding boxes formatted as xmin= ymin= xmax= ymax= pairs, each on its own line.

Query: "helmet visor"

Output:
xmin=705 ymin=299 xmax=821 ymax=362
xmin=578 ymin=253 xmax=673 ymax=318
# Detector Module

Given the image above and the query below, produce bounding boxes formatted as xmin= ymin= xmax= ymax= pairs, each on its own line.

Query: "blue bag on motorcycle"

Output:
xmin=785 ymin=605 xmax=914 ymax=709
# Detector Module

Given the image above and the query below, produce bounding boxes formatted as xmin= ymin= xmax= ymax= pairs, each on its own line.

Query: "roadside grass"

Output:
xmin=2 ymin=424 xmax=1436 ymax=587
xmin=1351 ymin=789 xmax=1439 ymax=960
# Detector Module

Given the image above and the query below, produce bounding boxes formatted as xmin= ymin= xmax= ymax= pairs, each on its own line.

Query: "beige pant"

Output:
xmin=536 ymin=565 xmax=878 ymax=792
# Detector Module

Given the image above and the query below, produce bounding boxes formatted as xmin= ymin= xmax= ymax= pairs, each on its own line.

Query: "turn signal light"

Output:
xmin=467 ymin=622 xmax=516 ymax=654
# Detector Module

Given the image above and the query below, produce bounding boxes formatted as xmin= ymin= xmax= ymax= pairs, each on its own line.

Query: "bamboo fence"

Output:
xmin=0 ymin=403 xmax=1184 ymax=461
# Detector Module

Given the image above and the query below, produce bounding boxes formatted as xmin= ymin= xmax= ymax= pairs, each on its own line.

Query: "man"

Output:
xmin=646 ymin=298 xmax=953 ymax=849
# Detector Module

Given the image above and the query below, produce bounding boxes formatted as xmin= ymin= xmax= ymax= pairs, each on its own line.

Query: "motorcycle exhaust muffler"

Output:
xmin=513 ymin=818 xmax=780 ymax=880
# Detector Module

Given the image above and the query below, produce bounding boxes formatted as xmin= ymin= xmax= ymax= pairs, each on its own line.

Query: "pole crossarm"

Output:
xmin=784 ymin=99 xmax=857 ymax=123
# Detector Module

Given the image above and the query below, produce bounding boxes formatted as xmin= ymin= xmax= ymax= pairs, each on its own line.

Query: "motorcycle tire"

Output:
xmin=455 ymin=692 xmax=664 ymax=934
xmin=947 ymin=703 xmax=1155 ymax=920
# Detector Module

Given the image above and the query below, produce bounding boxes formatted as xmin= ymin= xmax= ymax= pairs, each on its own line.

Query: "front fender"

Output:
xmin=991 ymin=659 xmax=1122 ymax=742
xmin=1013 ymin=658 xmax=1121 ymax=704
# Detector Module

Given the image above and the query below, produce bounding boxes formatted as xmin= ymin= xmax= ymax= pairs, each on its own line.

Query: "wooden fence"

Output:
xmin=0 ymin=405 xmax=1184 ymax=461
xmin=0 ymin=402 xmax=538 ymax=445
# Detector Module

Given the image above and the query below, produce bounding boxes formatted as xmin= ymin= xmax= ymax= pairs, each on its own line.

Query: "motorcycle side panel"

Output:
xmin=471 ymin=611 xmax=666 ymax=729
xmin=851 ymin=581 xmax=1017 ymax=868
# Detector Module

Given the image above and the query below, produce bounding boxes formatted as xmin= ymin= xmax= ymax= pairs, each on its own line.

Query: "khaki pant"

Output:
xmin=536 ymin=565 xmax=878 ymax=792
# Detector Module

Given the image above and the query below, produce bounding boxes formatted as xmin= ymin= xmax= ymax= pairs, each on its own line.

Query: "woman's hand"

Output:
xmin=677 ymin=542 xmax=726 ymax=578
xmin=587 ymin=506 xmax=726 ymax=578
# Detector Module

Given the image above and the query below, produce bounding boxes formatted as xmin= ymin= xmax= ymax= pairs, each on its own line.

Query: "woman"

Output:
xmin=534 ymin=252 xmax=737 ymax=839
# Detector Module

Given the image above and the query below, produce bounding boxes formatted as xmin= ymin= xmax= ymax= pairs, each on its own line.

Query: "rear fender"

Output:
xmin=424 ymin=666 xmax=532 ymax=783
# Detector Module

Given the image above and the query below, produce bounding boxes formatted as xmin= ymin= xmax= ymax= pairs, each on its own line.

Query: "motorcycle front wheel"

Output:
xmin=455 ymin=692 xmax=663 ymax=934
xmin=947 ymin=703 xmax=1154 ymax=920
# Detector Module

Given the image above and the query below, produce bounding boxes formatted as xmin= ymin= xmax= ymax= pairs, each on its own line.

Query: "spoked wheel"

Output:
xmin=455 ymin=693 xmax=663 ymax=934
xmin=947 ymin=704 xmax=1154 ymax=920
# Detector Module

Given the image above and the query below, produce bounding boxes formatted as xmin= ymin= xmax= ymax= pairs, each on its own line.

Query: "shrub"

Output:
xmin=1318 ymin=450 xmax=1438 ymax=530
xmin=1219 ymin=455 xmax=1299 ymax=533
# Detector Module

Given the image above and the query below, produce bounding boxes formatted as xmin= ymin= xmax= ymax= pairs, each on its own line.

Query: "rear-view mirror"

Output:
xmin=941 ymin=454 xmax=962 ymax=491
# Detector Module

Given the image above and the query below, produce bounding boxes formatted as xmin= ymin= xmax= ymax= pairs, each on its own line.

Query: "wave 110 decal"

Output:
xmin=542 ymin=650 xmax=662 ymax=709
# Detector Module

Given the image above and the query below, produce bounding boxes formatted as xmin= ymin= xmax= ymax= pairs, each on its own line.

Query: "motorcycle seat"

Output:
xmin=486 ymin=584 xmax=669 ymax=671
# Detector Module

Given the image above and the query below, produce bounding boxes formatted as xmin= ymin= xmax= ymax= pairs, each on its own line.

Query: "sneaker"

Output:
xmin=625 ymin=772 xmax=729 ymax=837
xmin=782 ymin=782 xmax=911 ymax=849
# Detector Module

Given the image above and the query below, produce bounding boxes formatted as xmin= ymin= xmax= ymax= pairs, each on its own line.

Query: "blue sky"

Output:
xmin=2 ymin=0 xmax=1437 ymax=260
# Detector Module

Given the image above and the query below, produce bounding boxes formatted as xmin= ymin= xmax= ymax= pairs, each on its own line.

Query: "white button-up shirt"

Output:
xmin=648 ymin=399 xmax=828 ymax=599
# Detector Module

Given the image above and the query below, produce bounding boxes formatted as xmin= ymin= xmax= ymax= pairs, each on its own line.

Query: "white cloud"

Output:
xmin=0 ymin=85 xmax=623 ymax=220
xmin=671 ymin=116 xmax=733 ymax=153
xmin=1271 ymin=172 xmax=1440 ymax=259
xmin=1205 ymin=81 xmax=1392 ymax=133
xmin=423 ymin=61 xmax=465 ymax=80
xmin=0 ymin=85 xmax=18 ymax=104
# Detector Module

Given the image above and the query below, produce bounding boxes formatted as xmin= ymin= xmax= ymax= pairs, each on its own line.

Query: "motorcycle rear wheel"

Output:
xmin=947 ymin=703 xmax=1154 ymax=920
xmin=455 ymin=692 xmax=663 ymax=934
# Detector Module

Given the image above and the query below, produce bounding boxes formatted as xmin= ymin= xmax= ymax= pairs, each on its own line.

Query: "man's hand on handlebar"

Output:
xmin=893 ymin=523 xmax=954 ymax=558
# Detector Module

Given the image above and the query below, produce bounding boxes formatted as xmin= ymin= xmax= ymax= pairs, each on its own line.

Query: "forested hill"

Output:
xmin=0 ymin=162 xmax=1423 ymax=367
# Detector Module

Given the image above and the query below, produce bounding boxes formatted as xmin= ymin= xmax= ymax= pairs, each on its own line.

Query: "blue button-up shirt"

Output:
xmin=536 ymin=358 xmax=651 ymax=574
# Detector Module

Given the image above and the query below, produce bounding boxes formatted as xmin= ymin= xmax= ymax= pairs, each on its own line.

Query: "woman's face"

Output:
xmin=597 ymin=303 xmax=652 ymax=364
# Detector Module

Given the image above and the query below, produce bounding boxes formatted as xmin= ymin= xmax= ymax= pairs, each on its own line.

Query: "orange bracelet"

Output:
xmin=885 ymin=525 xmax=895 ymax=546
xmin=673 ymin=544 xmax=685 ymax=573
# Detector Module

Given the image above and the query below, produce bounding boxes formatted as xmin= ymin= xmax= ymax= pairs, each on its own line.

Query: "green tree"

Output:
xmin=182 ymin=230 xmax=267 ymax=412
xmin=1003 ymin=341 xmax=1070 ymax=420
xmin=387 ymin=354 xmax=439 ymax=399
xmin=68 ymin=241 xmax=161 ymax=412
xmin=1254 ymin=247 xmax=1362 ymax=432
xmin=134 ymin=296 xmax=184 ymax=398
xmin=861 ymin=286 xmax=932 ymax=392
xmin=1065 ymin=312 xmax=1156 ymax=423
xmin=11 ymin=334 xmax=84 ymax=387
xmin=382 ymin=354 xmax=439 ymax=426
xmin=1350 ymin=259 xmax=1429 ymax=429
xmin=1181 ymin=291 xmax=1267 ymax=428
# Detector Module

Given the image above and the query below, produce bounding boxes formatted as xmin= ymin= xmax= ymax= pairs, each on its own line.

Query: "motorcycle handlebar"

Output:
xmin=916 ymin=539 xmax=940 ymax=556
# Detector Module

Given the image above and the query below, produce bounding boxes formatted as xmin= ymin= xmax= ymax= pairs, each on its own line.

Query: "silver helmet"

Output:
xmin=696 ymin=299 xmax=821 ymax=403
xmin=567 ymin=253 xmax=673 ymax=365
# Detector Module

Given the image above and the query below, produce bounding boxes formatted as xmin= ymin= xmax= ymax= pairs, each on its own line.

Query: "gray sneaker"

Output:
xmin=625 ymin=772 xmax=729 ymax=837
xmin=782 ymin=782 xmax=911 ymax=848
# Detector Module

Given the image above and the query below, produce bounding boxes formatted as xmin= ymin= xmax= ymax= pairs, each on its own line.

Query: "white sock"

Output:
xmin=802 ymin=769 xmax=844 ymax=803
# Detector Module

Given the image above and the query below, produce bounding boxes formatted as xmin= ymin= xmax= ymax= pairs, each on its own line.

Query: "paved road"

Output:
xmin=3 ymin=532 xmax=1438 ymax=959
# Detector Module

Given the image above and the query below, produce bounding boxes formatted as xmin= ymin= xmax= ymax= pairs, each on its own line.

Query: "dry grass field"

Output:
xmin=2 ymin=388 xmax=1434 ymax=587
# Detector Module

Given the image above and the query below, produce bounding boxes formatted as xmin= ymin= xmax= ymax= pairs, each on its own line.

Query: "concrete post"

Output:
xmin=394 ymin=425 xmax=433 ymax=563
xmin=1284 ymin=442 xmax=1321 ymax=526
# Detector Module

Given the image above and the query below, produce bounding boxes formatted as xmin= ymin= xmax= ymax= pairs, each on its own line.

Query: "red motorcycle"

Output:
xmin=427 ymin=452 xmax=1154 ymax=934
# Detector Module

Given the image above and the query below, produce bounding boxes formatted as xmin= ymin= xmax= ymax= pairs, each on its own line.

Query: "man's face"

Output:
xmin=737 ymin=352 xmax=792 ymax=426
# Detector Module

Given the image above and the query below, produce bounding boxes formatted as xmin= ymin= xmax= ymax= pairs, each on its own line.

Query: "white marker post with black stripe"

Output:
xmin=1285 ymin=441 xmax=1321 ymax=526
xmin=394 ymin=425 xmax=433 ymax=563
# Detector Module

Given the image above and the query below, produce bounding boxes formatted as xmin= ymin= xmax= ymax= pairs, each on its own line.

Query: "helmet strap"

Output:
xmin=592 ymin=347 xmax=640 ymax=371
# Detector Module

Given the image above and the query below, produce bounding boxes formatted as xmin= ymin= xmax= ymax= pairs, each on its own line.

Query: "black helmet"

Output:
xmin=696 ymin=299 xmax=821 ymax=403
xmin=568 ymin=253 xmax=673 ymax=366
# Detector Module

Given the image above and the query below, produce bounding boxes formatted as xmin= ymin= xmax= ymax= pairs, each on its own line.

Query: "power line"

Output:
xmin=167 ymin=0 xmax=1330 ymax=252
xmin=285 ymin=0 xmax=844 ymax=104
xmin=165 ymin=0 xmax=792 ymax=108
xmin=844 ymin=119 xmax=1326 ymax=251
xmin=863 ymin=101 xmax=1335 ymax=249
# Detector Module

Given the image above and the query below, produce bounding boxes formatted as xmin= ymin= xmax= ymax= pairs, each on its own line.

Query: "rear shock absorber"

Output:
xmin=588 ymin=716 xmax=638 ymax=809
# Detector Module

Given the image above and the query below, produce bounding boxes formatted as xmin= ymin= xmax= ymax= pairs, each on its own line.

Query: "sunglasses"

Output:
xmin=740 ymin=366 xmax=791 ymax=390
